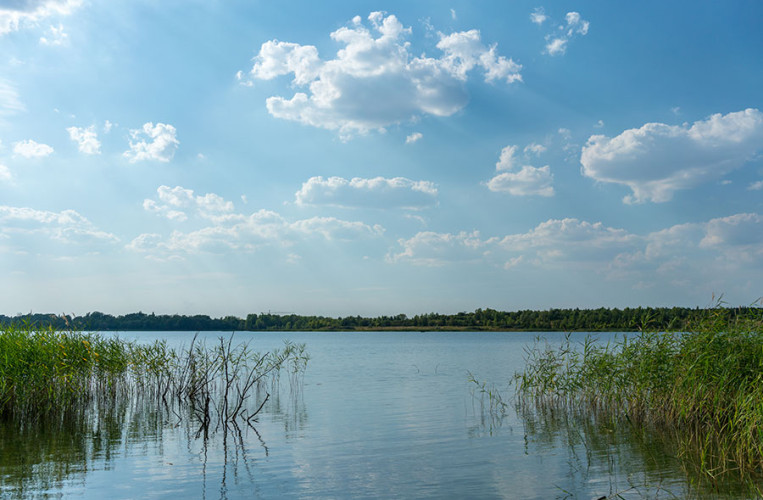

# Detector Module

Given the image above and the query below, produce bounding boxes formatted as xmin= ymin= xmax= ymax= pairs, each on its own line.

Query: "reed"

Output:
xmin=516 ymin=304 xmax=763 ymax=484
xmin=0 ymin=323 xmax=308 ymax=433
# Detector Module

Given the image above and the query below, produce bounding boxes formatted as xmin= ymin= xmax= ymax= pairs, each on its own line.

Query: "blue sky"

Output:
xmin=1 ymin=0 xmax=761 ymax=317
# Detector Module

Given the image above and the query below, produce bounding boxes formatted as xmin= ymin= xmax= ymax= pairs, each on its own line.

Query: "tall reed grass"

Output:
xmin=0 ymin=323 xmax=308 ymax=434
xmin=516 ymin=305 xmax=763 ymax=486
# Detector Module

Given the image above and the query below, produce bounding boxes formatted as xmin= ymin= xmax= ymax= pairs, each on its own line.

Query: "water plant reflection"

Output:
xmin=0 ymin=324 xmax=308 ymax=499
xmin=515 ymin=304 xmax=763 ymax=498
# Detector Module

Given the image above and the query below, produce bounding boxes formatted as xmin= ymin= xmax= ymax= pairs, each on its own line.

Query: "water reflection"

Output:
xmin=0 ymin=376 xmax=305 ymax=500
xmin=514 ymin=401 xmax=763 ymax=499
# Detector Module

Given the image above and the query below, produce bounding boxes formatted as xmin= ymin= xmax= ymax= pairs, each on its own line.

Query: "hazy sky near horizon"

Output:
xmin=1 ymin=0 xmax=762 ymax=317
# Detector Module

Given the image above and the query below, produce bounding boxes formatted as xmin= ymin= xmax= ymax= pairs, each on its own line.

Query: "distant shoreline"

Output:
xmin=3 ymin=306 xmax=760 ymax=333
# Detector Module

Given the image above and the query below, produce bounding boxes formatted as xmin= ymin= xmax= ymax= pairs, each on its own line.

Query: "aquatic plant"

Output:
xmin=0 ymin=323 xmax=308 ymax=435
xmin=516 ymin=303 xmax=763 ymax=488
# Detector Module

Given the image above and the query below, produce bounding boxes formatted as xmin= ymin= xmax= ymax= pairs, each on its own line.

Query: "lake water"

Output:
xmin=0 ymin=331 xmax=748 ymax=499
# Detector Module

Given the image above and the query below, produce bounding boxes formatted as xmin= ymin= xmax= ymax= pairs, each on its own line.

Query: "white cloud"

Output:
xmin=387 ymin=230 xmax=488 ymax=266
xmin=436 ymin=29 xmax=522 ymax=83
xmin=565 ymin=12 xmax=589 ymax=35
xmin=250 ymin=40 xmax=322 ymax=85
xmin=0 ymin=163 xmax=10 ymax=181
xmin=542 ymin=10 xmax=589 ymax=56
xmin=390 ymin=218 xmax=638 ymax=268
xmin=748 ymin=180 xmax=763 ymax=191
xmin=495 ymin=145 xmax=519 ymax=171
xmin=487 ymin=166 xmax=554 ymax=196
xmin=616 ymin=213 xmax=763 ymax=281
xmin=545 ymin=37 xmax=567 ymax=56
xmin=39 ymin=22 xmax=67 ymax=45
xmin=530 ymin=7 xmax=547 ymax=25
xmin=143 ymin=185 xmax=235 ymax=222
xmin=581 ymin=108 xmax=763 ymax=203
xmin=488 ymin=143 xmax=554 ymax=196
xmin=700 ymin=213 xmax=763 ymax=250
xmin=13 ymin=139 xmax=53 ymax=158
xmin=0 ymin=0 xmax=82 ymax=36
xmin=124 ymin=122 xmax=179 ymax=163
xmin=405 ymin=132 xmax=423 ymax=144
xmin=388 ymin=213 xmax=763 ymax=298
xmin=0 ymin=205 xmax=118 ymax=244
xmin=291 ymin=216 xmax=384 ymax=240
xmin=499 ymin=218 xmax=637 ymax=258
xmin=245 ymin=12 xmax=521 ymax=139
xmin=130 ymin=206 xmax=383 ymax=255
xmin=524 ymin=142 xmax=546 ymax=155
xmin=450 ymin=9 xmax=457 ymax=20
xmin=66 ymin=125 xmax=100 ymax=155
xmin=295 ymin=176 xmax=438 ymax=209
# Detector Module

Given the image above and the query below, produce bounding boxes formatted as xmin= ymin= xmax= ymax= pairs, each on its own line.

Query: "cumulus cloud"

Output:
xmin=130 ymin=207 xmax=383 ymax=255
xmin=487 ymin=166 xmax=554 ymax=196
xmin=134 ymin=184 xmax=384 ymax=256
xmin=405 ymin=132 xmax=423 ymax=144
xmin=614 ymin=213 xmax=763 ymax=283
xmin=143 ymin=185 xmax=235 ymax=222
xmin=486 ymin=143 xmax=554 ymax=196
xmin=391 ymin=214 xmax=763 ymax=269
xmin=13 ymin=139 xmax=53 ymax=158
xmin=0 ymin=205 xmax=118 ymax=244
xmin=66 ymin=125 xmax=100 ymax=154
xmin=295 ymin=176 xmax=437 ymax=209
xmin=124 ymin=122 xmax=179 ymax=163
xmin=700 ymin=213 xmax=763 ymax=251
xmin=244 ymin=12 xmax=521 ymax=138
xmin=542 ymin=10 xmax=589 ymax=56
xmin=389 ymin=218 xmax=636 ymax=268
xmin=495 ymin=145 xmax=519 ymax=171
xmin=387 ymin=230 xmax=487 ymax=266
xmin=498 ymin=218 xmax=638 ymax=261
xmin=387 ymin=213 xmax=763 ymax=297
xmin=524 ymin=142 xmax=547 ymax=156
xmin=581 ymin=108 xmax=763 ymax=203
xmin=0 ymin=0 xmax=82 ymax=36
xmin=748 ymin=180 xmax=763 ymax=191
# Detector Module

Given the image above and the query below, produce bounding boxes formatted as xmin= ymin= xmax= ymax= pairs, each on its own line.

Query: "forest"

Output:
xmin=1 ymin=306 xmax=760 ymax=332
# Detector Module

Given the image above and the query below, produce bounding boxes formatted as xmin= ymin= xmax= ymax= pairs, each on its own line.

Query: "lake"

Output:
xmin=0 ymin=331 xmax=745 ymax=498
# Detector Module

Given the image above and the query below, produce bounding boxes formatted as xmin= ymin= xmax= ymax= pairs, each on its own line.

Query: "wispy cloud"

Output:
xmin=0 ymin=0 xmax=82 ymax=36
xmin=405 ymin=132 xmax=423 ymax=144
xmin=541 ymin=10 xmax=589 ymax=56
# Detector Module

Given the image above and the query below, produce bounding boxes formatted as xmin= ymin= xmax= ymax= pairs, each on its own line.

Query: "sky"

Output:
xmin=0 ymin=0 xmax=762 ymax=317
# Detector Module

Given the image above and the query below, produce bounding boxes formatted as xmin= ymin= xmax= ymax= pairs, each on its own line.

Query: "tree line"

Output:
xmin=1 ymin=306 xmax=760 ymax=332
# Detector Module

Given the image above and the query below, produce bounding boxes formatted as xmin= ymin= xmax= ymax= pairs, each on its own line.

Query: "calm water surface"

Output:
xmin=0 ymin=331 xmax=733 ymax=498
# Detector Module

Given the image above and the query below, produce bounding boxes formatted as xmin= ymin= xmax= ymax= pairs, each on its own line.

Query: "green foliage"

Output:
xmin=516 ymin=304 xmax=763 ymax=484
xmin=0 ymin=324 xmax=308 ymax=432
xmin=3 ymin=305 xmax=760 ymax=332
